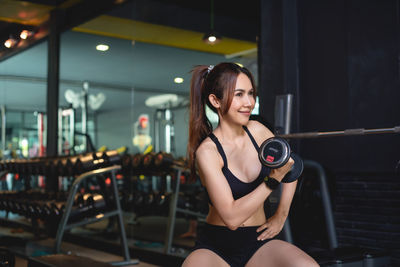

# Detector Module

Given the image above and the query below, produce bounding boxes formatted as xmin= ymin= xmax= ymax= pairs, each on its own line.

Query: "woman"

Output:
xmin=183 ymin=63 xmax=319 ymax=267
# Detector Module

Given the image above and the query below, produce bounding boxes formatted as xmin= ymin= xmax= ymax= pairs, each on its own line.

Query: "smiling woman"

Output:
xmin=183 ymin=62 xmax=319 ymax=267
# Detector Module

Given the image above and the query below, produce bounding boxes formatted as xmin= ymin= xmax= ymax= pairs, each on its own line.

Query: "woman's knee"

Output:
xmin=182 ymin=249 xmax=228 ymax=267
xmin=182 ymin=250 xmax=206 ymax=267
xmin=292 ymin=254 xmax=319 ymax=267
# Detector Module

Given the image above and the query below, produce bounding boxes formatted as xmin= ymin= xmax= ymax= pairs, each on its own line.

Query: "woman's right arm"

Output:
xmin=196 ymin=142 xmax=273 ymax=230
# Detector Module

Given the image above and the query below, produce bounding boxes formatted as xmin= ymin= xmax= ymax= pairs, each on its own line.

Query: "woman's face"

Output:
xmin=225 ymin=73 xmax=255 ymax=125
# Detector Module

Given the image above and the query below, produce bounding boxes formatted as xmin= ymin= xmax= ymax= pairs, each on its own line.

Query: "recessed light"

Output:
xmin=174 ymin=77 xmax=184 ymax=84
xmin=20 ymin=30 xmax=34 ymax=40
xmin=96 ymin=44 xmax=109 ymax=51
xmin=4 ymin=37 xmax=17 ymax=48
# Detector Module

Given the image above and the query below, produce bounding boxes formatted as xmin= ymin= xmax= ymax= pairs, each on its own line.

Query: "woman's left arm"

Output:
xmin=247 ymin=120 xmax=298 ymax=240
xmin=256 ymin=181 xmax=297 ymax=240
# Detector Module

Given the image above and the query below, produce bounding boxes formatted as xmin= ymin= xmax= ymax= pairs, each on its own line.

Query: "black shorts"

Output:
xmin=193 ymin=223 xmax=273 ymax=267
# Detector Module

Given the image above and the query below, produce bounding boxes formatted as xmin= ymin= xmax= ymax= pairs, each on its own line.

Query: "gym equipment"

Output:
xmin=278 ymin=125 xmax=400 ymax=139
xmin=0 ymin=247 xmax=15 ymax=267
xmin=154 ymin=152 xmax=175 ymax=172
xmin=54 ymin=165 xmax=138 ymax=266
xmin=121 ymin=154 xmax=132 ymax=174
xmin=164 ymin=168 xmax=207 ymax=255
xmin=142 ymin=152 xmax=156 ymax=172
xmin=68 ymin=193 xmax=107 ymax=222
xmin=65 ymin=156 xmax=79 ymax=176
xmin=259 ymin=137 xmax=304 ymax=183
xmin=71 ymin=150 xmax=122 ymax=175
xmin=131 ymin=153 xmax=144 ymax=171
xmin=103 ymin=150 xmax=121 ymax=165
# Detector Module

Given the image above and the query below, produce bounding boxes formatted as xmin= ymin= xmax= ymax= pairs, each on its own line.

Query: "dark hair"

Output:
xmin=187 ymin=62 xmax=256 ymax=179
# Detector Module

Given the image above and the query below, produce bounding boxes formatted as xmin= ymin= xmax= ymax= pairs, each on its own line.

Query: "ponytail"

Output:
xmin=188 ymin=65 xmax=213 ymax=180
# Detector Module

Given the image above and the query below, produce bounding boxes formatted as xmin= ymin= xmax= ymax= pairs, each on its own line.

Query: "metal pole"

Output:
xmin=82 ymin=81 xmax=89 ymax=152
xmin=46 ymin=9 xmax=61 ymax=160
xmin=304 ymin=160 xmax=338 ymax=250
xmin=164 ymin=169 xmax=181 ymax=254
xmin=110 ymin=169 xmax=130 ymax=260
xmin=1 ymin=106 xmax=5 ymax=152
xmin=54 ymin=165 xmax=138 ymax=265
xmin=281 ymin=181 xmax=294 ymax=244
xmin=165 ymin=108 xmax=171 ymax=153
xmin=58 ymin=108 xmax=63 ymax=155
xmin=70 ymin=109 xmax=75 ymax=153
xmin=109 ymin=168 xmax=139 ymax=266
xmin=279 ymin=126 xmax=400 ymax=139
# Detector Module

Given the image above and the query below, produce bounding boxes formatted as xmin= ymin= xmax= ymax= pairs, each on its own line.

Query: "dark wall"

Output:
xmin=299 ymin=0 xmax=400 ymax=173
xmin=298 ymin=0 xmax=400 ymax=263
xmin=259 ymin=0 xmax=400 ymax=264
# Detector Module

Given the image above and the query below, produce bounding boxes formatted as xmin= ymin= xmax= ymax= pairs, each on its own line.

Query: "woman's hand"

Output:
xmin=256 ymin=212 xmax=287 ymax=240
xmin=269 ymin=157 xmax=294 ymax=182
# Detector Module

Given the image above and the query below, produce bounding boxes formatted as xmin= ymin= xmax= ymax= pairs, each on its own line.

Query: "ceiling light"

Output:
xmin=203 ymin=30 xmax=222 ymax=45
xmin=203 ymin=0 xmax=222 ymax=45
xmin=20 ymin=30 xmax=34 ymax=40
xmin=235 ymin=63 xmax=243 ymax=67
xmin=96 ymin=44 xmax=109 ymax=51
xmin=4 ymin=37 xmax=17 ymax=48
xmin=174 ymin=77 xmax=184 ymax=84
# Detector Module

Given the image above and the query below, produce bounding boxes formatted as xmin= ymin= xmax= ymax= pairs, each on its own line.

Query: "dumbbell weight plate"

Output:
xmin=259 ymin=137 xmax=291 ymax=168
xmin=281 ymin=152 xmax=304 ymax=183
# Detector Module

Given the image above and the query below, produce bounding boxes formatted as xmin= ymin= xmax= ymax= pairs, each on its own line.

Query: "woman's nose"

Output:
xmin=244 ymin=95 xmax=253 ymax=106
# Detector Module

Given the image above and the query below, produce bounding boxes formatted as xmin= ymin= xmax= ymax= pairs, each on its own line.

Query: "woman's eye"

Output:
xmin=235 ymin=93 xmax=242 ymax=97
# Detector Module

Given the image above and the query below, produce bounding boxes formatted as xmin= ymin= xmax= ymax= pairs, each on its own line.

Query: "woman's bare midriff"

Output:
xmin=206 ymin=204 xmax=267 ymax=227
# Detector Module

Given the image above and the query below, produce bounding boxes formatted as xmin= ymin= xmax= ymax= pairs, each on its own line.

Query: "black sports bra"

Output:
xmin=206 ymin=126 xmax=270 ymax=205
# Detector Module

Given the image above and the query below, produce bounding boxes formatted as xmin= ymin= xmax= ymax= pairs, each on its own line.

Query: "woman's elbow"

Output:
xmin=223 ymin=217 xmax=240 ymax=231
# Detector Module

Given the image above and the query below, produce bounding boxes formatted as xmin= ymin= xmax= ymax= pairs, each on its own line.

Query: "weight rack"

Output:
xmin=54 ymin=165 xmax=139 ymax=266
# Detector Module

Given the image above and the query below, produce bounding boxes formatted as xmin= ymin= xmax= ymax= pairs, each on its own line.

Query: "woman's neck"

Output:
xmin=215 ymin=119 xmax=246 ymax=142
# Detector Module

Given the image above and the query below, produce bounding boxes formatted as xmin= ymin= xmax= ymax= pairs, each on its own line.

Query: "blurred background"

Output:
xmin=0 ymin=0 xmax=399 ymax=266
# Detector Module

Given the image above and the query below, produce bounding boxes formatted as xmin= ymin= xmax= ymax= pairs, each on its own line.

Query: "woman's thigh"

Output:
xmin=245 ymin=240 xmax=319 ymax=267
xmin=182 ymin=248 xmax=229 ymax=267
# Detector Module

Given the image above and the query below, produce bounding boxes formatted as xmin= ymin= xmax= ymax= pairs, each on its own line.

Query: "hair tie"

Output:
xmin=207 ymin=65 xmax=214 ymax=74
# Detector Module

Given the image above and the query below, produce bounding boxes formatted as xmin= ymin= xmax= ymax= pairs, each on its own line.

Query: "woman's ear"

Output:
xmin=208 ymin=94 xmax=221 ymax=109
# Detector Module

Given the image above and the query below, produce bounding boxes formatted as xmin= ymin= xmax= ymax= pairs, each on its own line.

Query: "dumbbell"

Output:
xmin=142 ymin=152 xmax=156 ymax=173
xmin=131 ymin=153 xmax=144 ymax=175
xmin=154 ymin=152 xmax=175 ymax=171
xmin=64 ymin=156 xmax=79 ymax=176
xmin=103 ymin=150 xmax=121 ymax=165
xmin=258 ymin=137 xmax=303 ymax=183
xmin=121 ymin=154 xmax=132 ymax=174
xmin=70 ymin=193 xmax=106 ymax=219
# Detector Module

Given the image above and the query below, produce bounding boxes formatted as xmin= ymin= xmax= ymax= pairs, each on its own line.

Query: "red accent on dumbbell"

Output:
xmin=266 ymin=155 xmax=275 ymax=162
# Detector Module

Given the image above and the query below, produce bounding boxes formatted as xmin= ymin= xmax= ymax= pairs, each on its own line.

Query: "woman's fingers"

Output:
xmin=257 ymin=228 xmax=277 ymax=240
xmin=256 ymin=222 xmax=269 ymax=233
xmin=257 ymin=219 xmax=282 ymax=240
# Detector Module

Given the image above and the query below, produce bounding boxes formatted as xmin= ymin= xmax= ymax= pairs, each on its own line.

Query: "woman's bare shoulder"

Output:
xmin=195 ymin=137 xmax=224 ymax=180
xmin=247 ymin=120 xmax=274 ymax=141
xmin=196 ymin=137 xmax=219 ymax=160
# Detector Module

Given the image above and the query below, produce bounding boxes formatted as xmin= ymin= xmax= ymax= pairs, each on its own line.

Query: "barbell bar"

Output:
xmin=278 ymin=126 xmax=400 ymax=139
